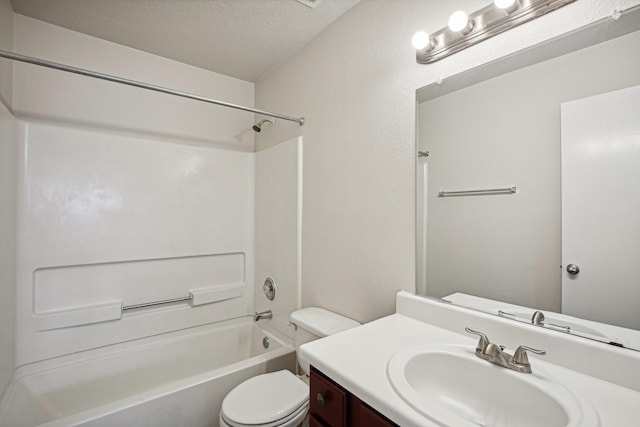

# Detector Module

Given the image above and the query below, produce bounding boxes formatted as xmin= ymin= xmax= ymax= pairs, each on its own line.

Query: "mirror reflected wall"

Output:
xmin=416 ymin=9 xmax=640 ymax=347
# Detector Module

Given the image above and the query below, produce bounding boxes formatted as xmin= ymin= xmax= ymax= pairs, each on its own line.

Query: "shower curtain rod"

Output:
xmin=0 ymin=49 xmax=305 ymax=126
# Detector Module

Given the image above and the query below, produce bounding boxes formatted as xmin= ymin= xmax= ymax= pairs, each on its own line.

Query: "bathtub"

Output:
xmin=0 ymin=319 xmax=296 ymax=427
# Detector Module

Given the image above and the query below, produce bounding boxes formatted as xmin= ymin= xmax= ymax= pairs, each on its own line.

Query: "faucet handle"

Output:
xmin=512 ymin=345 xmax=546 ymax=372
xmin=465 ymin=327 xmax=490 ymax=354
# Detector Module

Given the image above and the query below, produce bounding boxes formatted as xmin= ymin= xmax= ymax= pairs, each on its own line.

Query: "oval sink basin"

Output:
xmin=387 ymin=344 xmax=599 ymax=427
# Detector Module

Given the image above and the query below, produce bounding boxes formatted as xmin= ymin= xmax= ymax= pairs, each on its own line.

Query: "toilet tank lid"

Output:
xmin=289 ymin=307 xmax=360 ymax=337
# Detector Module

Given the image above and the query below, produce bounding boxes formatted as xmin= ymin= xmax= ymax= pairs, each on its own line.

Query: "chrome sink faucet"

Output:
xmin=465 ymin=327 xmax=546 ymax=374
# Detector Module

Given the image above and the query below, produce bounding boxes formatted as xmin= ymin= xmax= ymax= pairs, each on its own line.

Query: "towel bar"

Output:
xmin=438 ymin=186 xmax=516 ymax=197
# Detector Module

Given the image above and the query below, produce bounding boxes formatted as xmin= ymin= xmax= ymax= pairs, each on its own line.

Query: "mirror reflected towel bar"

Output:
xmin=438 ymin=186 xmax=517 ymax=197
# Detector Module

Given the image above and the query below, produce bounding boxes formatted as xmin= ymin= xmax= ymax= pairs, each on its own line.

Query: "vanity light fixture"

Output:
xmin=448 ymin=11 xmax=473 ymax=34
xmin=494 ymin=0 xmax=519 ymax=14
xmin=414 ymin=0 xmax=576 ymax=64
xmin=412 ymin=31 xmax=433 ymax=50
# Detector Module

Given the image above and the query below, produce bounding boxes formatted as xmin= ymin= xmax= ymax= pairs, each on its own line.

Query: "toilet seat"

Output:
xmin=219 ymin=401 xmax=308 ymax=427
xmin=220 ymin=370 xmax=309 ymax=427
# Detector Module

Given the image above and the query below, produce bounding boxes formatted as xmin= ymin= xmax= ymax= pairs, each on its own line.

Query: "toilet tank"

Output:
xmin=289 ymin=307 xmax=360 ymax=375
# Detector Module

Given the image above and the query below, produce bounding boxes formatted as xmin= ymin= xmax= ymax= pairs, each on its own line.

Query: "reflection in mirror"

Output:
xmin=416 ymin=6 xmax=640 ymax=350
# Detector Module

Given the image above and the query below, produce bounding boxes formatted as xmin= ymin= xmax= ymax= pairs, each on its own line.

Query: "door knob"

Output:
xmin=566 ymin=264 xmax=580 ymax=275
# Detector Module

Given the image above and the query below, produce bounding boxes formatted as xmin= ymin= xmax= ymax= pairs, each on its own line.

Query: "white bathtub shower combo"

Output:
xmin=0 ymin=8 xmax=309 ymax=426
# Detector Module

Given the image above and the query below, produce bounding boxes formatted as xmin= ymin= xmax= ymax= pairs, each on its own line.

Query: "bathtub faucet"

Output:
xmin=254 ymin=310 xmax=273 ymax=322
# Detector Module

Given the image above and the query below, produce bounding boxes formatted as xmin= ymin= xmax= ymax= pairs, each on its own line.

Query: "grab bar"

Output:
xmin=438 ymin=186 xmax=516 ymax=197
xmin=122 ymin=283 xmax=246 ymax=312
xmin=122 ymin=296 xmax=193 ymax=311
xmin=36 ymin=283 xmax=246 ymax=331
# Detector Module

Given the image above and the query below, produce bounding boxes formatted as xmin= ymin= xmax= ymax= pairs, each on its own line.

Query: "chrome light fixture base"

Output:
xmin=416 ymin=0 xmax=577 ymax=64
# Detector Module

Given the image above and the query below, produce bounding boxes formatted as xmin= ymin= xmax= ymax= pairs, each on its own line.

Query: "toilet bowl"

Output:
xmin=219 ymin=308 xmax=360 ymax=427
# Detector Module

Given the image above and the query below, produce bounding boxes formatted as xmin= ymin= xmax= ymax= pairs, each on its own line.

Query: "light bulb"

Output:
xmin=412 ymin=31 xmax=433 ymax=50
xmin=448 ymin=11 xmax=473 ymax=34
xmin=494 ymin=0 xmax=518 ymax=13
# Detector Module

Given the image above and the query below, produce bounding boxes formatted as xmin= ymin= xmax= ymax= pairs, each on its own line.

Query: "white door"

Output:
xmin=561 ymin=85 xmax=640 ymax=330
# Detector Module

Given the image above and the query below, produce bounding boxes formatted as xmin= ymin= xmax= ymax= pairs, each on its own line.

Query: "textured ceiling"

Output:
xmin=10 ymin=0 xmax=359 ymax=82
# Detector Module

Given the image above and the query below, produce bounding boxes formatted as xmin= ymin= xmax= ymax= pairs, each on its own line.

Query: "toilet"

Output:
xmin=219 ymin=307 xmax=360 ymax=427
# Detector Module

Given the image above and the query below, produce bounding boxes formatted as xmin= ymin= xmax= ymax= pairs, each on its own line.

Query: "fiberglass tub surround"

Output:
xmin=0 ymin=116 xmax=303 ymax=426
xmin=15 ymin=121 xmax=256 ymax=365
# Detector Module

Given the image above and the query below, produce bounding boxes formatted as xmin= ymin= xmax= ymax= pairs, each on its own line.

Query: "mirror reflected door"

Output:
xmin=561 ymin=85 xmax=640 ymax=330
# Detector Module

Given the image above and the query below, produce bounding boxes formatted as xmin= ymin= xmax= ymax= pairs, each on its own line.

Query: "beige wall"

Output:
xmin=255 ymin=0 xmax=640 ymax=323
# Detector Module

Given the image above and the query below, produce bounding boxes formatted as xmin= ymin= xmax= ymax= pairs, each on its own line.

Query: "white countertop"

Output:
xmin=300 ymin=292 xmax=640 ymax=427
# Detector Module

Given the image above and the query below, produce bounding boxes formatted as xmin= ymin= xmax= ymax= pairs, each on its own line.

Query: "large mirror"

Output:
xmin=416 ymin=7 xmax=640 ymax=351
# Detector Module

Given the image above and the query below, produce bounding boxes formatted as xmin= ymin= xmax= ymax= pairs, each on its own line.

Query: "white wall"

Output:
xmin=255 ymin=137 xmax=302 ymax=339
xmin=12 ymin=14 xmax=255 ymax=151
xmin=420 ymin=30 xmax=640 ymax=311
xmin=255 ymin=0 xmax=640 ymax=323
xmin=0 ymin=0 xmax=15 ymax=398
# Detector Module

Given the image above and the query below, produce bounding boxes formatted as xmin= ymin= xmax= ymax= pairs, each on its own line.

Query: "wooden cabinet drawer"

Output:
xmin=351 ymin=397 xmax=398 ymax=427
xmin=310 ymin=367 xmax=347 ymax=427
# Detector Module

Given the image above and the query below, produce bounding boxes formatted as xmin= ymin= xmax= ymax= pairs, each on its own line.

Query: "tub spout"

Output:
xmin=254 ymin=310 xmax=273 ymax=322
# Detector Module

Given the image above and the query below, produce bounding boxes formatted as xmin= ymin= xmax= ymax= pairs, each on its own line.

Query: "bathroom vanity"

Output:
xmin=300 ymin=292 xmax=640 ymax=427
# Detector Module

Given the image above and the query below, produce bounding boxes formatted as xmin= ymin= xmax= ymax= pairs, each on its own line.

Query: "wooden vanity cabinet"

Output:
xmin=309 ymin=366 xmax=398 ymax=427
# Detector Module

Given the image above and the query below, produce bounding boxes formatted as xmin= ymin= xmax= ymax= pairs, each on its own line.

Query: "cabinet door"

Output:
xmin=310 ymin=368 xmax=347 ymax=427
xmin=358 ymin=403 xmax=396 ymax=427
xmin=350 ymin=395 xmax=398 ymax=427
xmin=311 ymin=367 xmax=398 ymax=427
xmin=309 ymin=415 xmax=325 ymax=427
